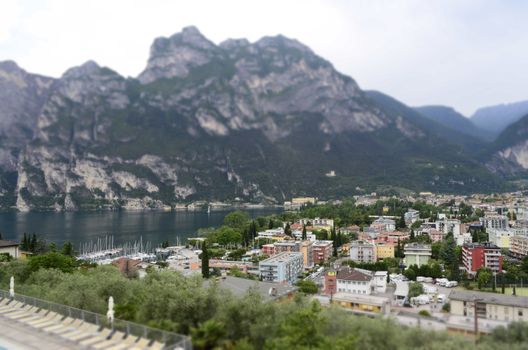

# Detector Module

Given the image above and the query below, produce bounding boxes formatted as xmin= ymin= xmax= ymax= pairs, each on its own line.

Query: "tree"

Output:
xmin=223 ymin=211 xmax=250 ymax=232
xmin=201 ymin=242 xmax=210 ymax=279
xmin=302 ymin=225 xmax=307 ymax=240
xmin=268 ymin=219 xmax=274 ymax=230
xmin=27 ymin=252 xmax=77 ymax=273
xmin=61 ymin=241 xmax=74 ymax=256
xmin=396 ymin=238 xmax=403 ymax=258
xmin=408 ymin=282 xmax=424 ymax=298
xmin=296 ymin=280 xmax=318 ymax=294
xmin=284 ymin=223 xmax=292 ymax=237
xmin=215 ymin=226 xmax=242 ymax=247
xmin=477 ymin=268 xmax=492 ymax=290
xmin=397 ymin=214 xmax=406 ymax=229
xmin=410 ymin=229 xmax=415 ymax=240
xmin=249 ymin=221 xmax=257 ymax=241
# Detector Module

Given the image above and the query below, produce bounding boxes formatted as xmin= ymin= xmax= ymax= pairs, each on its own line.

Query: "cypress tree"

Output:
xmin=284 ymin=223 xmax=292 ymax=237
xmin=410 ymin=229 xmax=415 ymax=241
xmin=62 ymin=241 xmax=74 ymax=256
xmin=201 ymin=241 xmax=210 ymax=279
xmin=302 ymin=225 xmax=307 ymax=240
xmin=268 ymin=219 xmax=274 ymax=230
xmin=30 ymin=234 xmax=38 ymax=253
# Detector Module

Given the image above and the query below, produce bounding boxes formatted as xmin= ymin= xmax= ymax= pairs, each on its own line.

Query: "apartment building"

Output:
xmin=261 ymin=240 xmax=314 ymax=268
xmin=449 ymin=290 xmax=528 ymax=323
xmin=259 ymin=252 xmax=304 ymax=284
xmin=375 ymin=243 xmax=394 ymax=260
xmin=510 ymin=235 xmax=528 ymax=258
xmin=299 ymin=240 xmax=314 ymax=268
xmin=371 ymin=217 xmax=396 ymax=232
xmin=336 ymin=267 xmax=373 ymax=295
xmin=349 ymin=241 xmax=377 ymax=263
xmin=487 ymin=228 xmax=514 ymax=248
xmin=312 ymin=240 xmax=333 ymax=264
xmin=462 ymin=243 xmax=502 ymax=275
xmin=480 ymin=215 xmax=509 ymax=230
xmin=403 ymin=243 xmax=431 ymax=268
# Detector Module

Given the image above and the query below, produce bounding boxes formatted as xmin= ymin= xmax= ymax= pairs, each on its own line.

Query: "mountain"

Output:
xmin=414 ymin=105 xmax=492 ymax=141
xmin=471 ymin=100 xmax=528 ymax=138
xmin=367 ymin=92 xmax=486 ymax=154
xmin=485 ymin=113 xmax=528 ymax=176
xmin=0 ymin=27 xmax=509 ymax=211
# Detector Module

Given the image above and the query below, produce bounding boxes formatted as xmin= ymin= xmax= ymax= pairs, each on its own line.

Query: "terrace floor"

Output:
xmin=0 ymin=315 xmax=82 ymax=350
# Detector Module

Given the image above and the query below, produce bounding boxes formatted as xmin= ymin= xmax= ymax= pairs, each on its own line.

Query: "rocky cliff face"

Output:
xmin=0 ymin=27 xmax=508 ymax=211
xmin=485 ymin=114 xmax=528 ymax=176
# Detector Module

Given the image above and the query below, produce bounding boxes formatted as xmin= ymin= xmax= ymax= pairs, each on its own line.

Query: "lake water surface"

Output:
xmin=0 ymin=209 xmax=282 ymax=248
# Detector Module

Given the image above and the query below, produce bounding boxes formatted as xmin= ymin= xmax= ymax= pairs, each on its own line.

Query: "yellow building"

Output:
xmin=331 ymin=293 xmax=390 ymax=315
xmin=292 ymin=197 xmax=317 ymax=205
xmin=300 ymin=241 xmax=314 ymax=268
xmin=375 ymin=243 xmax=394 ymax=260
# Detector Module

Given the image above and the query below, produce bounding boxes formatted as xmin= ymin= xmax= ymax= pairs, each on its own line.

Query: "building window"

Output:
xmin=519 ymin=310 xmax=523 ymax=317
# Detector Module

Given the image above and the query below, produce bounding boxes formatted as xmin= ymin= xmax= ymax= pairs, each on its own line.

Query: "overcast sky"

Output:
xmin=1 ymin=0 xmax=527 ymax=116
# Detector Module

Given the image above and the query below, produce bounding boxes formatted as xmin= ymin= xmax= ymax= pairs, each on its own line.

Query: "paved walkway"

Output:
xmin=0 ymin=316 xmax=83 ymax=350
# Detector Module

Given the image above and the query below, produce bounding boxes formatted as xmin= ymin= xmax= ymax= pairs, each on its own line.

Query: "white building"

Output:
xmin=480 ymin=215 xmax=509 ymax=230
xmin=349 ymin=241 xmax=377 ymax=263
xmin=257 ymin=228 xmax=284 ymax=239
xmin=488 ymin=228 xmax=514 ymax=248
xmin=371 ymin=217 xmax=396 ymax=232
xmin=336 ymin=267 xmax=374 ymax=295
xmin=0 ymin=240 xmax=19 ymax=259
xmin=259 ymin=252 xmax=304 ymax=284
xmin=404 ymin=209 xmax=420 ymax=224
xmin=373 ymin=271 xmax=388 ymax=293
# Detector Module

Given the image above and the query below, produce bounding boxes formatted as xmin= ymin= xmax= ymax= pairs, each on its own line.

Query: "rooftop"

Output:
xmin=462 ymin=242 xmax=500 ymax=249
xmin=336 ymin=267 xmax=372 ymax=282
xmin=211 ymin=276 xmax=297 ymax=302
xmin=260 ymin=252 xmax=303 ymax=264
xmin=449 ymin=290 xmax=528 ymax=308
xmin=0 ymin=240 xmax=19 ymax=248
xmin=404 ymin=242 xmax=431 ymax=251
xmin=332 ymin=292 xmax=390 ymax=306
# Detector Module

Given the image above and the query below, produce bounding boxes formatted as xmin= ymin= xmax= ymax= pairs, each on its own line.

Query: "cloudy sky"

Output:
xmin=1 ymin=0 xmax=527 ymax=115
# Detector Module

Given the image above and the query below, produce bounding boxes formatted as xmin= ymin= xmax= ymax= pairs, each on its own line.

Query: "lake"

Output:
xmin=0 ymin=209 xmax=282 ymax=249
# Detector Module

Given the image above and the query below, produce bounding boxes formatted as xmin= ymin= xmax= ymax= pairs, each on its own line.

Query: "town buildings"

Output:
xmin=312 ymin=240 xmax=333 ymax=264
xmin=480 ymin=215 xmax=509 ymax=230
xmin=300 ymin=240 xmax=314 ymax=268
xmin=487 ymin=228 xmax=514 ymax=248
xmin=375 ymin=243 xmax=395 ymax=260
xmin=349 ymin=241 xmax=377 ymax=263
xmin=336 ymin=267 xmax=373 ymax=295
xmin=259 ymin=252 xmax=304 ymax=284
xmin=371 ymin=217 xmax=396 ymax=232
xmin=261 ymin=240 xmax=314 ymax=268
xmin=449 ymin=290 xmax=528 ymax=323
xmin=375 ymin=231 xmax=410 ymax=245
xmin=462 ymin=243 xmax=502 ymax=275
xmin=0 ymin=240 xmax=19 ymax=259
xmin=403 ymin=243 xmax=431 ymax=268
xmin=510 ymin=235 xmax=528 ymax=258
xmin=404 ymin=209 xmax=420 ymax=224
xmin=324 ymin=267 xmax=387 ymax=296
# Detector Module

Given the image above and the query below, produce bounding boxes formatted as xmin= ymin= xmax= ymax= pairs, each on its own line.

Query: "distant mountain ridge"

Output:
xmin=471 ymin=100 xmax=528 ymax=139
xmin=0 ymin=27 xmax=512 ymax=211
xmin=414 ymin=105 xmax=493 ymax=141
